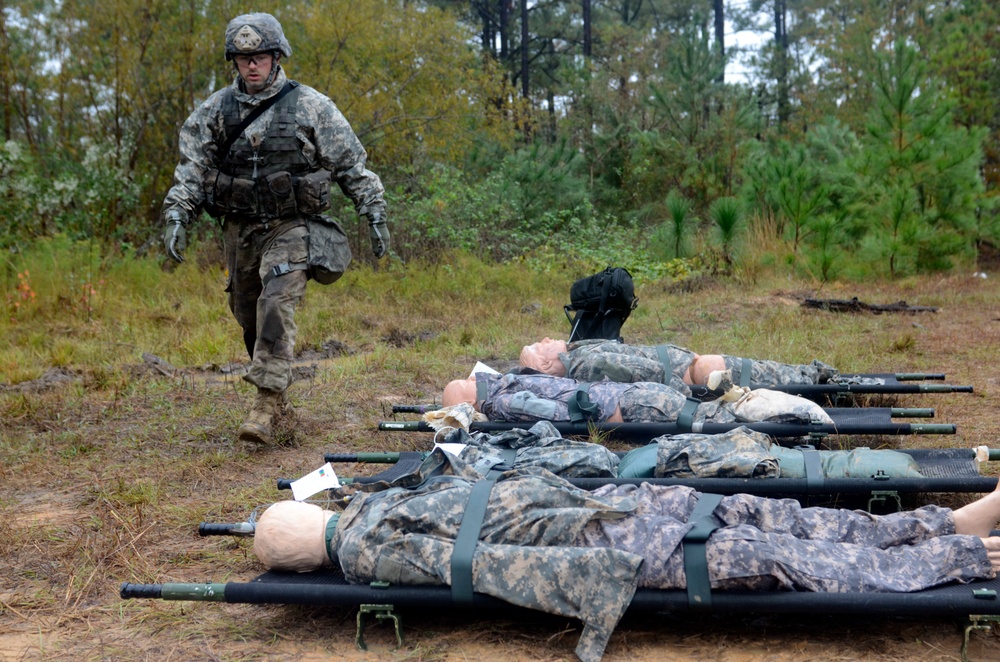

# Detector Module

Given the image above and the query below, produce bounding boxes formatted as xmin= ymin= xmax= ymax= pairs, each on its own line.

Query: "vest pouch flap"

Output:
xmin=295 ymin=169 xmax=332 ymax=215
xmin=262 ymin=171 xmax=297 ymax=219
xmin=229 ymin=176 xmax=257 ymax=214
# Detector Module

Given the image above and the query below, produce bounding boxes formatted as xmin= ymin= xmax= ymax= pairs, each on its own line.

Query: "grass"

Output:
xmin=1 ymin=239 xmax=999 ymax=659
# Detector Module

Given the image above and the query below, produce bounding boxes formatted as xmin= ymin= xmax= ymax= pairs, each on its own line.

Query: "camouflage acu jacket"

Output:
xmin=161 ymin=68 xmax=384 ymax=222
xmin=562 ymin=339 xmax=695 ymax=393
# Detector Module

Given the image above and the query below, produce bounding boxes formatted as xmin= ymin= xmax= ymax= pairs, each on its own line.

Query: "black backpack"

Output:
xmin=564 ymin=266 xmax=638 ymax=343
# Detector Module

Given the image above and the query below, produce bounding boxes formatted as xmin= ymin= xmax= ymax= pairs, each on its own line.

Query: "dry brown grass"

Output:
xmin=1 ymin=268 xmax=999 ymax=661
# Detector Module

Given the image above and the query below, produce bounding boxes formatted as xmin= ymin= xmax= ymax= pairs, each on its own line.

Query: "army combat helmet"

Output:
xmin=224 ymin=12 xmax=292 ymax=61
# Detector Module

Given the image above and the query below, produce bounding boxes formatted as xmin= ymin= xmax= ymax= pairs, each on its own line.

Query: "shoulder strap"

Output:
xmin=219 ymin=80 xmax=300 ymax=158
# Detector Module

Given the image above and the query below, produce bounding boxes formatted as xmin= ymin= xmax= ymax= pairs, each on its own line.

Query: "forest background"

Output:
xmin=0 ymin=0 xmax=998 ymax=284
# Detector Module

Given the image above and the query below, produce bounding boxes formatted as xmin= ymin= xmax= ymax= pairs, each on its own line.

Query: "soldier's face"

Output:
xmin=234 ymin=53 xmax=274 ymax=93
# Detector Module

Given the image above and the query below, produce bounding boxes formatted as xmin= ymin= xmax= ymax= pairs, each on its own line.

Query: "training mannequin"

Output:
xmin=441 ymin=371 xmax=833 ymax=426
xmin=519 ymin=338 xmax=847 ymax=394
xmin=253 ymin=450 xmax=1000 ymax=662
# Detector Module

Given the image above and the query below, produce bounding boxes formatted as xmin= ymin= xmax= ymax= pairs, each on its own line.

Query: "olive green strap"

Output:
xmin=655 ymin=345 xmax=672 ymax=384
xmin=450 ymin=476 xmax=498 ymax=604
xmin=476 ymin=375 xmax=488 ymax=406
xmin=683 ymin=492 xmax=724 ymax=609
xmin=677 ymin=397 xmax=701 ymax=432
xmin=568 ymin=383 xmax=599 ymax=423
xmin=797 ymin=445 xmax=824 ymax=491
xmin=740 ymin=358 xmax=753 ymax=387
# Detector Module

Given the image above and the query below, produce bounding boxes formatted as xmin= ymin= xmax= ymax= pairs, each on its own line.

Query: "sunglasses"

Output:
xmin=233 ymin=54 xmax=272 ymax=67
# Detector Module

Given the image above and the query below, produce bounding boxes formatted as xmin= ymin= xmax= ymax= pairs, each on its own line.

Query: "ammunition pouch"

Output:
xmin=201 ymin=168 xmax=332 ymax=220
xmin=295 ymin=169 xmax=332 ymax=215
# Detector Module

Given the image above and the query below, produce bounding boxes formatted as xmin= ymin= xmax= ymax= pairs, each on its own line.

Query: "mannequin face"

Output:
xmin=442 ymin=376 xmax=478 ymax=407
xmin=519 ymin=337 xmax=568 ymax=374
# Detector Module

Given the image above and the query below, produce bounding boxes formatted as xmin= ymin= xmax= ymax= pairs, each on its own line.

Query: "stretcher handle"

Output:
xmin=198 ymin=522 xmax=254 ymax=537
xmin=275 ymin=478 xmax=356 ymax=490
xmin=890 ymin=408 xmax=934 ymax=417
xmin=120 ymin=582 xmax=162 ymax=599
xmin=917 ymin=385 xmax=973 ymax=393
xmin=894 ymin=373 xmax=945 ymax=381
xmin=909 ymin=424 xmax=957 ymax=434
xmin=379 ymin=421 xmax=424 ymax=431
xmin=392 ymin=404 xmax=440 ymax=413
xmin=324 ymin=452 xmax=402 ymax=463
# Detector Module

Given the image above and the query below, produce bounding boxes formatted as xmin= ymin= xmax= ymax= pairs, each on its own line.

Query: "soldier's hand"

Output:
xmin=163 ymin=209 xmax=189 ymax=263
xmin=367 ymin=211 xmax=389 ymax=259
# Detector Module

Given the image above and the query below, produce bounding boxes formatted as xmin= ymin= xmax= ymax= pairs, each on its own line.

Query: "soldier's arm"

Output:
xmin=161 ymin=95 xmax=227 ymax=221
xmin=305 ymin=90 xmax=385 ymax=216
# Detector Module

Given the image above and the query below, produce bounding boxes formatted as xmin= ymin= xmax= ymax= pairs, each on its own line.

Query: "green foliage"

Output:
xmin=0 ymin=0 xmax=994 ymax=282
xmin=857 ymin=40 xmax=986 ymax=276
xmin=708 ymin=196 xmax=744 ymax=267
xmin=650 ymin=190 xmax=696 ymax=260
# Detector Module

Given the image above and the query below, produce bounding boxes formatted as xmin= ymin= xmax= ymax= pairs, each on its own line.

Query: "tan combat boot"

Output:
xmin=238 ymin=388 xmax=282 ymax=446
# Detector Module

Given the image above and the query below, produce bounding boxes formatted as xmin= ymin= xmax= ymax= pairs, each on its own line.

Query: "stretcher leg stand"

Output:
xmin=355 ymin=603 xmax=403 ymax=651
xmin=961 ymin=613 xmax=1000 ymax=662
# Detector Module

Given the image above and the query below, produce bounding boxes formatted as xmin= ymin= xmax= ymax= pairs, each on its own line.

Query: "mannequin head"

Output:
xmin=442 ymin=376 xmax=478 ymax=407
xmin=519 ymin=337 xmax=568 ymax=375
xmin=253 ymin=500 xmax=336 ymax=572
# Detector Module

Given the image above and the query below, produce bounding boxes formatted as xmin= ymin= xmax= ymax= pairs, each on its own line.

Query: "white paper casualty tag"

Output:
xmin=469 ymin=361 xmax=500 ymax=378
xmin=433 ymin=442 xmax=468 ymax=457
xmin=291 ymin=462 xmax=341 ymax=501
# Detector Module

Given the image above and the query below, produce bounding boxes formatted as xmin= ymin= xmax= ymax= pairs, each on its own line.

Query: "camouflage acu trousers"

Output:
xmin=577 ymin=484 xmax=992 ymax=593
xmin=724 ymin=356 xmax=838 ymax=386
xmin=223 ymin=217 xmax=309 ymax=393
xmin=617 ymin=384 xmax=735 ymax=424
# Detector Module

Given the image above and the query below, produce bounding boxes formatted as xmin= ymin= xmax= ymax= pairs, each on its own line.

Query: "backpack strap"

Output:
xmin=598 ymin=266 xmax=614 ymax=317
xmin=683 ymin=492 xmax=725 ymax=609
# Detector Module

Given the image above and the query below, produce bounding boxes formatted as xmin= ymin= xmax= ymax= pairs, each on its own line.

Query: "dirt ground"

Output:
xmin=2 ymin=275 xmax=1000 ymax=661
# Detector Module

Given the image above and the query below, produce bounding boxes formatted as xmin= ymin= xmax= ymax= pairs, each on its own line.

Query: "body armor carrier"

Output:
xmin=202 ymin=83 xmax=331 ymax=220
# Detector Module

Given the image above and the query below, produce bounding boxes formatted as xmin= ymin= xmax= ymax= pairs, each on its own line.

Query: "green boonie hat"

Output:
xmin=225 ymin=12 xmax=292 ymax=61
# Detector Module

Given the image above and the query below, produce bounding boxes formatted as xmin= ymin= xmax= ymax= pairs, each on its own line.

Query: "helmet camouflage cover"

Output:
xmin=225 ymin=12 xmax=292 ymax=61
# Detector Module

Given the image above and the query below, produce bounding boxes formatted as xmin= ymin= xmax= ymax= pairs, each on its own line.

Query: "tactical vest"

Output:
xmin=219 ymin=87 xmax=310 ymax=179
xmin=202 ymin=83 xmax=331 ymax=220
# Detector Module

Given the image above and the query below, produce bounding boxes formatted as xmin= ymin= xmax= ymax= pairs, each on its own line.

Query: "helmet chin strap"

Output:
xmin=262 ymin=52 xmax=281 ymax=88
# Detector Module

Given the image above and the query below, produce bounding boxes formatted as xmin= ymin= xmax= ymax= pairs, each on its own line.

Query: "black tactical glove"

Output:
xmin=163 ymin=209 xmax=189 ymax=263
xmin=367 ymin=210 xmax=390 ymax=259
